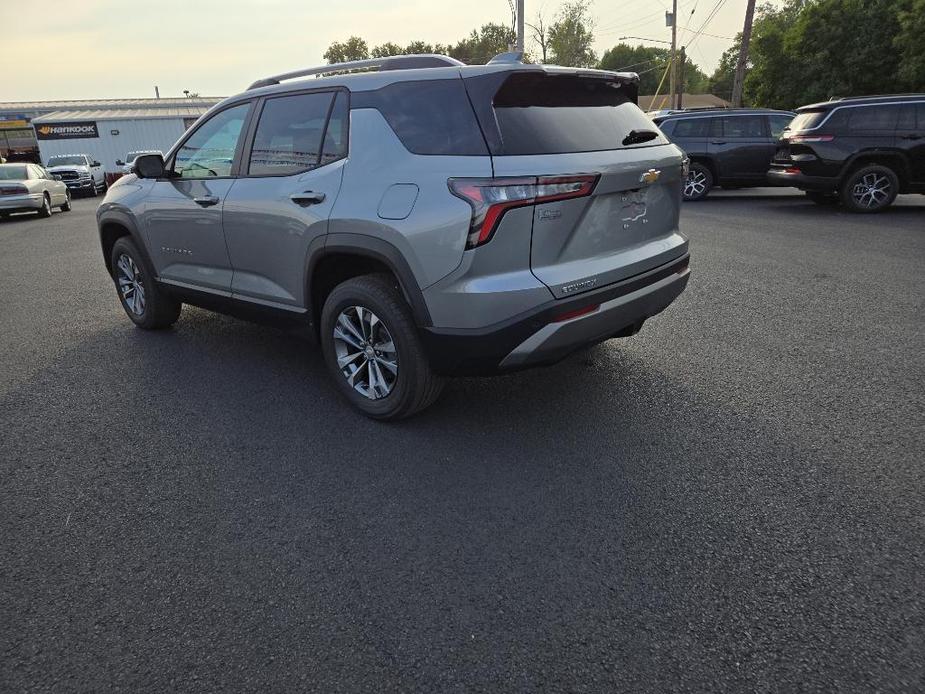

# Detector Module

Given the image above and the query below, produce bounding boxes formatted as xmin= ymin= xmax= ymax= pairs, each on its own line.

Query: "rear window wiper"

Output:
xmin=622 ymin=129 xmax=660 ymax=146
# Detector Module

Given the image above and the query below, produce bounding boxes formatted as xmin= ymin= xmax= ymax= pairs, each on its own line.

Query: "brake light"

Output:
xmin=789 ymin=134 xmax=835 ymax=143
xmin=0 ymin=185 xmax=28 ymax=196
xmin=448 ymin=174 xmax=598 ymax=249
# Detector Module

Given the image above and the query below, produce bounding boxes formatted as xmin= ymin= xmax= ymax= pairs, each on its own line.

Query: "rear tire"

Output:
xmin=110 ymin=237 xmax=181 ymax=330
xmin=37 ymin=194 xmax=52 ymax=217
xmin=839 ymin=164 xmax=898 ymax=213
xmin=683 ymin=163 xmax=713 ymax=201
xmin=320 ymin=274 xmax=444 ymax=420
xmin=61 ymin=190 xmax=72 ymax=212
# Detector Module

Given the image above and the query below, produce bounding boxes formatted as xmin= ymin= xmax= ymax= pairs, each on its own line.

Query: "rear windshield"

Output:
xmin=492 ymin=73 xmax=662 ymax=155
xmin=788 ymin=110 xmax=827 ymax=131
xmin=0 ymin=165 xmax=28 ymax=180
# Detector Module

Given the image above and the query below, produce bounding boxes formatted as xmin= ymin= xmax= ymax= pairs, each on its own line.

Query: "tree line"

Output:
xmin=323 ymin=0 xmax=925 ymax=109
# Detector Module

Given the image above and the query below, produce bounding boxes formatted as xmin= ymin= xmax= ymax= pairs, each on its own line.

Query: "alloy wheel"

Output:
xmin=684 ymin=170 xmax=707 ymax=199
xmin=116 ymin=253 xmax=146 ymax=316
xmin=852 ymin=172 xmax=891 ymax=209
xmin=332 ymin=306 xmax=398 ymax=400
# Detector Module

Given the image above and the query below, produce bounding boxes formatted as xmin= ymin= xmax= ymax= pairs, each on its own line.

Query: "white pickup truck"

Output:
xmin=45 ymin=154 xmax=106 ymax=197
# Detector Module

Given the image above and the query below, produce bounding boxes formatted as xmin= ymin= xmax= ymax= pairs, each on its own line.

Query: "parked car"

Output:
xmin=768 ymin=94 xmax=925 ymax=212
xmin=45 ymin=153 xmax=106 ymax=197
xmin=0 ymin=163 xmax=70 ymax=218
xmin=117 ymin=150 xmax=163 ymax=175
xmin=96 ymin=53 xmax=691 ymax=419
xmin=653 ymin=108 xmax=795 ymax=200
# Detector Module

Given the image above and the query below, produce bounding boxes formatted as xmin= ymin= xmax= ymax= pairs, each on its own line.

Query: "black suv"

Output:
xmin=653 ymin=108 xmax=795 ymax=200
xmin=769 ymin=94 xmax=925 ymax=212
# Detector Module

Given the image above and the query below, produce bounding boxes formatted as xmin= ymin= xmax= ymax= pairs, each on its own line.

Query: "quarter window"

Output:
xmin=768 ymin=114 xmax=793 ymax=138
xmin=847 ymin=105 xmax=900 ymax=131
xmin=174 ymin=103 xmax=250 ymax=178
xmin=248 ymin=92 xmax=334 ymax=176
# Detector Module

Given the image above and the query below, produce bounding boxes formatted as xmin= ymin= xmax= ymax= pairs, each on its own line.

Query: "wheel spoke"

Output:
xmin=337 ymin=313 xmax=364 ymax=345
xmin=333 ymin=325 xmax=364 ymax=351
xmin=337 ymin=350 xmax=364 ymax=368
xmin=332 ymin=305 xmax=398 ymax=401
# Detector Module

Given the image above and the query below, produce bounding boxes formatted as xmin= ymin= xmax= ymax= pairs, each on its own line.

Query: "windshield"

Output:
xmin=47 ymin=155 xmax=87 ymax=166
xmin=0 ymin=165 xmax=28 ymax=180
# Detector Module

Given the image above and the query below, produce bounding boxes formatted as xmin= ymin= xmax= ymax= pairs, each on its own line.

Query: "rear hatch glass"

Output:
xmin=787 ymin=109 xmax=828 ymax=132
xmin=488 ymin=73 xmax=667 ymax=155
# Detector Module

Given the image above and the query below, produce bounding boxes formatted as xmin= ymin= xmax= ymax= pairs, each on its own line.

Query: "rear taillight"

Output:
xmin=0 ymin=185 xmax=28 ymax=196
xmin=788 ymin=134 xmax=835 ymax=143
xmin=448 ymin=174 xmax=598 ymax=249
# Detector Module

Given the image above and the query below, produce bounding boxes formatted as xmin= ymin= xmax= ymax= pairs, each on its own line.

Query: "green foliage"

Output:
xmin=709 ymin=0 xmax=925 ymax=109
xmin=448 ymin=23 xmax=515 ymax=65
xmin=599 ymin=44 xmax=709 ymax=96
xmin=548 ymin=1 xmax=596 ymax=67
xmin=323 ymin=36 xmax=369 ymax=64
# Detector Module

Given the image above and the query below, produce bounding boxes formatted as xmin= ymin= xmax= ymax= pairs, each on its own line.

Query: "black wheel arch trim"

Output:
xmin=97 ymin=207 xmax=150 ymax=275
xmin=309 ymin=233 xmax=432 ymax=327
xmin=840 ymin=150 xmax=910 ymax=184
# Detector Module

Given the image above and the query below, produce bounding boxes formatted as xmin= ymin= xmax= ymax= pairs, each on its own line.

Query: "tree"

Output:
xmin=708 ymin=44 xmax=740 ymax=102
xmin=448 ymin=23 xmax=515 ymax=64
xmin=599 ymin=43 xmax=709 ymax=96
xmin=548 ymin=1 xmax=596 ymax=67
xmin=894 ymin=0 xmax=925 ymax=87
xmin=323 ymin=36 xmax=369 ymax=64
xmin=528 ymin=11 xmax=551 ymax=63
xmin=371 ymin=42 xmax=403 ymax=58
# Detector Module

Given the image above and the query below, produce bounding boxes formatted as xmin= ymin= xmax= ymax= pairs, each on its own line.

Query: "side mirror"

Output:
xmin=115 ymin=159 xmax=125 ymax=166
xmin=92 ymin=160 xmax=101 ymax=167
xmin=133 ymin=154 xmax=165 ymax=179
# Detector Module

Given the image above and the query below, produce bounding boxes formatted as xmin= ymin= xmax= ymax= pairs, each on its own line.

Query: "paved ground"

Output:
xmin=1 ymin=192 xmax=923 ymax=692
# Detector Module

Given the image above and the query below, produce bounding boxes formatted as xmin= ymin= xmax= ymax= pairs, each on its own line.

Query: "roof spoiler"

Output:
xmin=247 ymin=54 xmax=465 ymax=90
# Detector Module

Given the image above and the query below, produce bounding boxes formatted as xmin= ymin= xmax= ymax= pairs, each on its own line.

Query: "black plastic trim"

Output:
xmin=421 ymin=253 xmax=690 ymax=375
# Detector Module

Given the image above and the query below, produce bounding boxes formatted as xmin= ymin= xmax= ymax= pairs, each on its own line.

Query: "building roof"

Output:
xmin=0 ymin=97 xmax=223 ymax=114
xmin=640 ymin=93 xmax=731 ymax=110
xmin=32 ymin=106 xmax=214 ymax=123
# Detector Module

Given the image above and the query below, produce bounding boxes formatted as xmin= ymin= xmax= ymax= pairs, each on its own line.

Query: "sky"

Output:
xmin=1 ymin=0 xmax=784 ymax=102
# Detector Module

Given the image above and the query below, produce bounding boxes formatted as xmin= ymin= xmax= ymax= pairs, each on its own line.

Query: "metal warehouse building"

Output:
xmin=0 ymin=97 xmax=222 ymax=179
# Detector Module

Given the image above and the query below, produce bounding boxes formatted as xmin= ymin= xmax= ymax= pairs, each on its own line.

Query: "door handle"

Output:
xmin=900 ymin=134 xmax=923 ymax=140
xmin=710 ymin=140 xmax=727 ymax=145
xmin=193 ymin=195 xmax=220 ymax=207
xmin=290 ymin=191 xmax=326 ymax=206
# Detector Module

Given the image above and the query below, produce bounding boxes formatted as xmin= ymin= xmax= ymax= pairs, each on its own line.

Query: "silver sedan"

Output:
xmin=0 ymin=163 xmax=71 ymax=218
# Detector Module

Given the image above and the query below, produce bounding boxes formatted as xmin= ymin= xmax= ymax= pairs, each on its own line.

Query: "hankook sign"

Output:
xmin=35 ymin=122 xmax=99 ymax=140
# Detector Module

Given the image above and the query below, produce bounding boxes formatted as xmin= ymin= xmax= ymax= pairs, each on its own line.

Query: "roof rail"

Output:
xmin=488 ymin=51 xmax=525 ymax=64
xmin=247 ymin=54 xmax=465 ymax=90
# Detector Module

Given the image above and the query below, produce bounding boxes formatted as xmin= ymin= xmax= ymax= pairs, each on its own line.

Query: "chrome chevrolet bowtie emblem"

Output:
xmin=640 ymin=169 xmax=660 ymax=185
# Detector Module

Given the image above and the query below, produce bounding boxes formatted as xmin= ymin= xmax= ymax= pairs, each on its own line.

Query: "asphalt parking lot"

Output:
xmin=1 ymin=191 xmax=923 ymax=692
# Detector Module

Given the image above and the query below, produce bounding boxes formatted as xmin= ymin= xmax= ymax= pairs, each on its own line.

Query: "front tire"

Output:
xmin=320 ymin=274 xmax=444 ymax=420
xmin=683 ymin=163 xmax=713 ymax=201
xmin=839 ymin=164 xmax=898 ymax=213
xmin=110 ymin=237 xmax=181 ymax=329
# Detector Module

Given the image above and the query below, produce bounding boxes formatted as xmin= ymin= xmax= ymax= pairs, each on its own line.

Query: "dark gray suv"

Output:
xmin=97 ymin=53 xmax=691 ymax=419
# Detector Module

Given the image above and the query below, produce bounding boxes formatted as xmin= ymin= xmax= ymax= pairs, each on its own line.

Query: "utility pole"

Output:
xmin=516 ymin=0 xmax=525 ymax=53
xmin=731 ymin=0 xmax=757 ymax=107
xmin=668 ymin=0 xmax=678 ymax=109
xmin=676 ymin=47 xmax=685 ymax=110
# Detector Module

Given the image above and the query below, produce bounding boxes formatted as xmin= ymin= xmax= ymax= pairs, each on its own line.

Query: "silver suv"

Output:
xmin=97 ymin=53 xmax=691 ymax=419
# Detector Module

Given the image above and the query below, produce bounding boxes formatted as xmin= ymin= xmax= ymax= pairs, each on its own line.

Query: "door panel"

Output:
xmin=223 ymin=162 xmax=345 ymax=306
xmin=142 ymin=179 xmax=236 ymax=291
xmin=709 ymin=115 xmax=775 ymax=181
xmin=896 ymin=102 xmax=925 ymax=184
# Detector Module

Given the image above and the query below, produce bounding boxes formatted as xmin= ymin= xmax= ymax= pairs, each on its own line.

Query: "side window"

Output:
xmin=320 ymin=91 xmax=349 ymax=166
xmin=174 ymin=102 xmax=250 ymax=178
xmin=847 ymin=105 xmax=900 ymax=132
xmin=248 ymin=91 xmax=334 ymax=176
xmin=718 ymin=115 xmax=765 ymax=138
xmin=768 ymin=114 xmax=793 ymax=138
xmin=916 ymin=102 xmax=925 ymax=129
xmin=673 ymin=118 xmax=710 ymax=138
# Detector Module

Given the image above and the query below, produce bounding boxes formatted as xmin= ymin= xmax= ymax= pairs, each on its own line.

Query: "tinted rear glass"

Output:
xmin=847 ymin=104 xmax=901 ymax=131
xmin=356 ymin=79 xmax=488 ymax=156
xmin=789 ymin=110 xmax=827 ymax=131
xmin=492 ymin=73 xmax=662 ymax=155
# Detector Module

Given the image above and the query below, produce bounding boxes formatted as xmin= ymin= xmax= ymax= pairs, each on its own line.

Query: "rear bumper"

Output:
xmin=767 ymin=168 xmax=836 ymax=192
xmin=0 ymin=194 xmax=43 ymax=211
xmin=421 ymin=253 xmax=690 ymax=375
